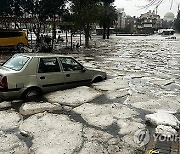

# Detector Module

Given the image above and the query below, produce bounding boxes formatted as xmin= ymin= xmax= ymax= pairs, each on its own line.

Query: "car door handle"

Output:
xmin=40 ymin=76 xmax=45 ymax=80
xmin=66 ymin=74 xmax=70 ymax=77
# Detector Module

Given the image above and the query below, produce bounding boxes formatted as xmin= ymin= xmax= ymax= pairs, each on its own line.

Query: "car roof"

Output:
xmin=15 ymin=53 xmax=73 ymax=58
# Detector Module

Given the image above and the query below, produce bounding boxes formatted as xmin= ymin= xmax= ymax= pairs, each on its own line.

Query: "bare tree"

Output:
xmin=143 ymin=0 xmax=177 ymax=9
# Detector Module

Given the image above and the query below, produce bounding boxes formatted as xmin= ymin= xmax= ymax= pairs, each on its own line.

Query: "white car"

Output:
xmin=0 ymin=53 xmax=106 ymax=100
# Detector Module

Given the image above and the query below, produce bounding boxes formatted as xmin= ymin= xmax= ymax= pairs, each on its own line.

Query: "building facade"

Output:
xmin=136 ymin=10 xmax=163 ymax=34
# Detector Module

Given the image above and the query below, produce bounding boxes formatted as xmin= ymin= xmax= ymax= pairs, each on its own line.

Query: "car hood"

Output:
xmin=86 ymin=67 xmax=106 ymax=76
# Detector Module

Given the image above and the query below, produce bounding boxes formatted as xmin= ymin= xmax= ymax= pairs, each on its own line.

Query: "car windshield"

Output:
xmin=3 ymin=55 xmax=30 ymax=71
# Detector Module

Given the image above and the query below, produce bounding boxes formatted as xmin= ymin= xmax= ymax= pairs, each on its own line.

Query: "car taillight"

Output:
xmin=0 ymin=76 xmax=8 ymax=88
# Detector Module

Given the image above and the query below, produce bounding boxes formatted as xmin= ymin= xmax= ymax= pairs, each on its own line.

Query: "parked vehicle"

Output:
xmin=28 ymin=32 xmax=37 ymax=41
xmin=0 ymin=53 xmax=107 ymax=100
xmin=0 ymin=29 xmax=28 ymax=49
xmin=158 ymin=29 xmax=175 ymax=36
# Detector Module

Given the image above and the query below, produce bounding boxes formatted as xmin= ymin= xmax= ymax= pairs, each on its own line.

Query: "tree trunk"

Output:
xmin=80 ymin=31 xmax=82 ymax=46
xmin=84 ymin=26 xmax=90 ymax=48
xmin=107 ymin=26 xmax=110 ymax=39
xmin=71 ymin=33 xmax=73 ymax=51
xmin=52 ymin=14 xmax=56 ymax=50
xmin=66 ymin=30 xmax=68 ymax=48
xmin=103 ymin=25 xmax=106 ymax=39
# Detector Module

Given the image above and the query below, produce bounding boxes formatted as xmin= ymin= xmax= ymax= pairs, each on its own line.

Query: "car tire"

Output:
xmin=22 ymin=87 xmax=42 ymax=100
xmin=17 ymin=43 xmax=24 ymax=51
xmin=92 ymin=76 xmax=103 ymax=83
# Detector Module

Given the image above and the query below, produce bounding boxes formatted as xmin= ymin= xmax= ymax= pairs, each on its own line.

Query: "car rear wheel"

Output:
xmin=22 ymin=87 xmax=42 ymax=100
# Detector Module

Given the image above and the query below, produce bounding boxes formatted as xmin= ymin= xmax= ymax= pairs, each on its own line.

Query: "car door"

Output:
xmin=37 ymin=57 xmax=65 ymax=93
xmin=59 ymin=57 xmax=91 ymax=88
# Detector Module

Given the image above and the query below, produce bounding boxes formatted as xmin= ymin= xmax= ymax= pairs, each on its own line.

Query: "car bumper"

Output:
xmin=0 ymin=87 xmax=22 ymax=100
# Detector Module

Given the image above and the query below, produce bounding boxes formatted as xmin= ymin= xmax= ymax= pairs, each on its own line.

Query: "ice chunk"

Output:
xmin=45 ymin=86 xmax=102 ymax=107
xmin=117 ymin=119 xmax=147 ymax=148
xmin=127 ymin=94 xmax=180 ymax=113
xmin=145 ymin=111 xmax=179 ymax=129
xmin=0 ymin=101 xmax=11 ymax=108
xmin=0 ymin=111 xmax=22 ymax=130
xmin=117 ymin=119 xmax=145 ymax=135
xmin=74 ymin=103 xmax=138 ymax=128
xmin=0 ymin=131 xmax=29 ymax=154
xmin=19 ymin=102 xmax=62 ymax=115
xmin=105 ymin=89 xmax=129 ymax=99
xmin=79 ymin=141 xmax=107 ymax=154
xmin=19 ymin=113 xmax=83 ymax=154
xmin=155 ymin=125 xmax=178 ymax=137
xmin=93 ymin=77 xmax=129 ymax=91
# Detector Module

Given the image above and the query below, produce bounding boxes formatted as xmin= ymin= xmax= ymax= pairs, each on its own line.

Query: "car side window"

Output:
xmin=38 ymin=58 xmax=60 ymax=73
xmin=59 ymin=57 xmax=83 ymax=71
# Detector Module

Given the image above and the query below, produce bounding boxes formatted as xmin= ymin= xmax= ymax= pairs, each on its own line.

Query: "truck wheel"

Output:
xmin=17 ymin=43 xmax=24 ymax=50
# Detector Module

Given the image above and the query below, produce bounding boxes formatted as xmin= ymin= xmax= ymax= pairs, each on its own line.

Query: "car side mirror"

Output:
xmin=82 ymin=67 xmax=86 ymax=72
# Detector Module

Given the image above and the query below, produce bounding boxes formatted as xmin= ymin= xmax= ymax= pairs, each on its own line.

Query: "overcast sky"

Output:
xmin=114 ymin=0 xmax=179 ymax=18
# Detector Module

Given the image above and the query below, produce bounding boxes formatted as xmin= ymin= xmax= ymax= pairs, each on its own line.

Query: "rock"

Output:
xmin=45 ymin=86 xmax=102 ymax=107
xmin=19 ymin=102 xmax=62 ymax=115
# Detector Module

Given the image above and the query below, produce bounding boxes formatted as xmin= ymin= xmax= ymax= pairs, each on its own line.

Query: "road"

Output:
xmin=0 ymin=34 xmax=179 ymax=154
